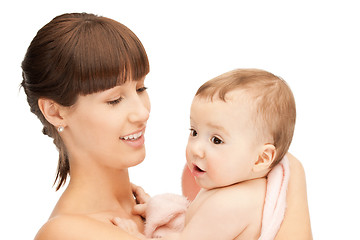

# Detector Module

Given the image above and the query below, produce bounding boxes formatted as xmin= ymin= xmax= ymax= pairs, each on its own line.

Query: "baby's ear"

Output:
xmin=253 ymin=144 xmax=276 ymax=172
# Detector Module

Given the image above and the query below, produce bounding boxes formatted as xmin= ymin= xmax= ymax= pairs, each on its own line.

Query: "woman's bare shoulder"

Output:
xmin=35 ymin=214 xmax=137 ymax=240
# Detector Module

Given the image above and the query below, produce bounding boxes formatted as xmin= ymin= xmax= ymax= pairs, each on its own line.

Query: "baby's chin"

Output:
xmin=200 ymin=180 xmax=241 ymax=190
xmin=194 ymin=179 xmax=223 ymax=190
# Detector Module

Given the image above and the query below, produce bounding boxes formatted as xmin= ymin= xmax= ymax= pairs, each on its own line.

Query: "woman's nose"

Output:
xmin=128 ymin=95 xmax=150 ymax=124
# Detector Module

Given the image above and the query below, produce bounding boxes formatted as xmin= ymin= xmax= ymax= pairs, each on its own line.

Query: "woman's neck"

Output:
xmin=52 ymin=164 xmax=135 ymax=218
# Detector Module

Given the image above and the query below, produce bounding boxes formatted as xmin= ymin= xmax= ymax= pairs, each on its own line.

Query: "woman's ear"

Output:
xmin=253 ymin=144 xmax=277 ymax=172
xmin=38 ymin=98 xmax=66 ymax=129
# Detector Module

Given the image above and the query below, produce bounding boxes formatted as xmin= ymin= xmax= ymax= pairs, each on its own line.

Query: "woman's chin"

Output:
xmin=127 ymin=150 xmax=146 ymax=167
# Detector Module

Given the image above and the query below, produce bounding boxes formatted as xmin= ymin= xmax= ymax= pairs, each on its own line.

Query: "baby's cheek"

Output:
xmin=208 ymin=164 xmax=235 ymax=187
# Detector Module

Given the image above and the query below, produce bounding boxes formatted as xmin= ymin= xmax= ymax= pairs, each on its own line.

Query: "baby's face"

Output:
xmin=186 ymin=90 xmax=261 ymax=189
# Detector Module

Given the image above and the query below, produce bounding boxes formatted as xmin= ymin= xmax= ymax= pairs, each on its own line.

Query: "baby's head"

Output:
xmin=186 ymin=69 xmax=296 ymax=189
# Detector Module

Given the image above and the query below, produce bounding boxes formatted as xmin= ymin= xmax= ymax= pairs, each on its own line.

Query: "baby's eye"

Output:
xmin=190 ymin=129 xmax=197 ymax=137
xmin=211 ymin=136 xmax=223 ymax=144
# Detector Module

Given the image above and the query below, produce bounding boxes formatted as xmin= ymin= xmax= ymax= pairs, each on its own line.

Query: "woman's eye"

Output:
xmin=107 ymin=97 xmax=123 ymax=105
xmin=211 ymin=136 xmax=223 ymax=144
xmin=190 ymin=129 xmax=197 ymax=137
xmin=137 ymin=86 xmax=148 ymax=93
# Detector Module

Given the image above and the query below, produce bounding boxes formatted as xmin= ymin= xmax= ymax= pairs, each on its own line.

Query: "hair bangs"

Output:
xmin=67 ymin=15 xmax=149 ymax=96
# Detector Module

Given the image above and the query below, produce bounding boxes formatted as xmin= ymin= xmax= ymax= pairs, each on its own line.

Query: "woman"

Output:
xmin=21 ymin=13 xmax=311 ymax=239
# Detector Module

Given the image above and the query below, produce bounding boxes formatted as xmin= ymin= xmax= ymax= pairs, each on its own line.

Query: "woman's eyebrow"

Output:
xmin=98 ymin=86 xmax=122 ymax=97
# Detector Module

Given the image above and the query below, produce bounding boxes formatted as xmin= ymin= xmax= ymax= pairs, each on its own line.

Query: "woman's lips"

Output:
xmin=120 ymin=131 xmax=143 ymax=140
xmin=120 ymin=129 xmax=145 ymax=148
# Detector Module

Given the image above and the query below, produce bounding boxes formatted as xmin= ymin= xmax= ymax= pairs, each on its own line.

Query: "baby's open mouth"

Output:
xmin=194 ymin=165 xmax=205 ymax=173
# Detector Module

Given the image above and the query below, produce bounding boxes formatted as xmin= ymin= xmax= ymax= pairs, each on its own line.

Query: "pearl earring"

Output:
xmin=57 ymin=126 xmax=64 ymax=132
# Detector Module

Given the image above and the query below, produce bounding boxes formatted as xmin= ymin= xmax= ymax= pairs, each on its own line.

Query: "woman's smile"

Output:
xmin=120 ymin=131 xmax=143 ymax=140
xmin=119 ymin=128 xmax=146 ymax=148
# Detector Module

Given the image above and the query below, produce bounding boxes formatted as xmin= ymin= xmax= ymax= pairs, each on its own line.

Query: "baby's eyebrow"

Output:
xmin=207 ymin=123 xmax=229 ymax=136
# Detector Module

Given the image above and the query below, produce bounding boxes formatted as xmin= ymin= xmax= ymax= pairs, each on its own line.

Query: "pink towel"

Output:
xmin=259 ymin=156 xmax=290 ymax=240
xmin=144 ymin=193 xmax=190 ymax=238
xmin=144 ymin=157 xmax=290 ymax=239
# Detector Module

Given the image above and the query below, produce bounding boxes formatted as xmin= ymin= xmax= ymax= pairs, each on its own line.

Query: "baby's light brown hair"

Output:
xmin=195 ymin=69 xmax=296 ymax=167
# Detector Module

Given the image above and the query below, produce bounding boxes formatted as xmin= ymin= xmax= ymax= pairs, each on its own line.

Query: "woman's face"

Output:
xmin=62 ymin=77 xmax=150 ymax=170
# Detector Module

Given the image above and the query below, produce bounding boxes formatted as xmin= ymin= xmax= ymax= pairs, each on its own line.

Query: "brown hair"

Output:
xmin=21 ymin=13 xmax=149 ymax=190
xmin=196 ymin=69 xmax=296 ymax=167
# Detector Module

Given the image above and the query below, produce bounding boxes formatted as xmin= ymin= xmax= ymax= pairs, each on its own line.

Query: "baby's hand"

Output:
xmin=113 ymin=217 xmax=147 ymax=240
xmin=132 ymin=183 xmax=151 ymax=218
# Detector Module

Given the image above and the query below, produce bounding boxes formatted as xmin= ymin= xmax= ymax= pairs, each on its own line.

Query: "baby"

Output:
xmin=115 ymin=69 xmax=296 ymax=240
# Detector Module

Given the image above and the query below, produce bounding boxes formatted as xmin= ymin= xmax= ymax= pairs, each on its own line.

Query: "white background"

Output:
xmin=1 ymin=0 xmax=359 ymax=239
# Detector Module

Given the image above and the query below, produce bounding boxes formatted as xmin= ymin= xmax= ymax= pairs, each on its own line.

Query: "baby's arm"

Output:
xmin=179 ymin=185 xmax=259 ymax=240
xmin=114 ymin=193 xmax=245 ymax=240
xmin=115 ymin=186 xmax=250 ymax=240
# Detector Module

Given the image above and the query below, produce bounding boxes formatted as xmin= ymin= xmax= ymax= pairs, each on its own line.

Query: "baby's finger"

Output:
xmin=113 ymin=217 xmax=127 ymax=227
xmin=113 ymin=217 xmax=137 ymax=232
xmin=132 ymin=184 xmax=151 ymax=204
xmin=132 ymin=203 xmax=147 ymax=217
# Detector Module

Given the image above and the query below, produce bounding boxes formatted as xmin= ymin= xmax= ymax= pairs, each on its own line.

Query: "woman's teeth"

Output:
xmin=121 ymin=132 xmax=142 ymax=140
